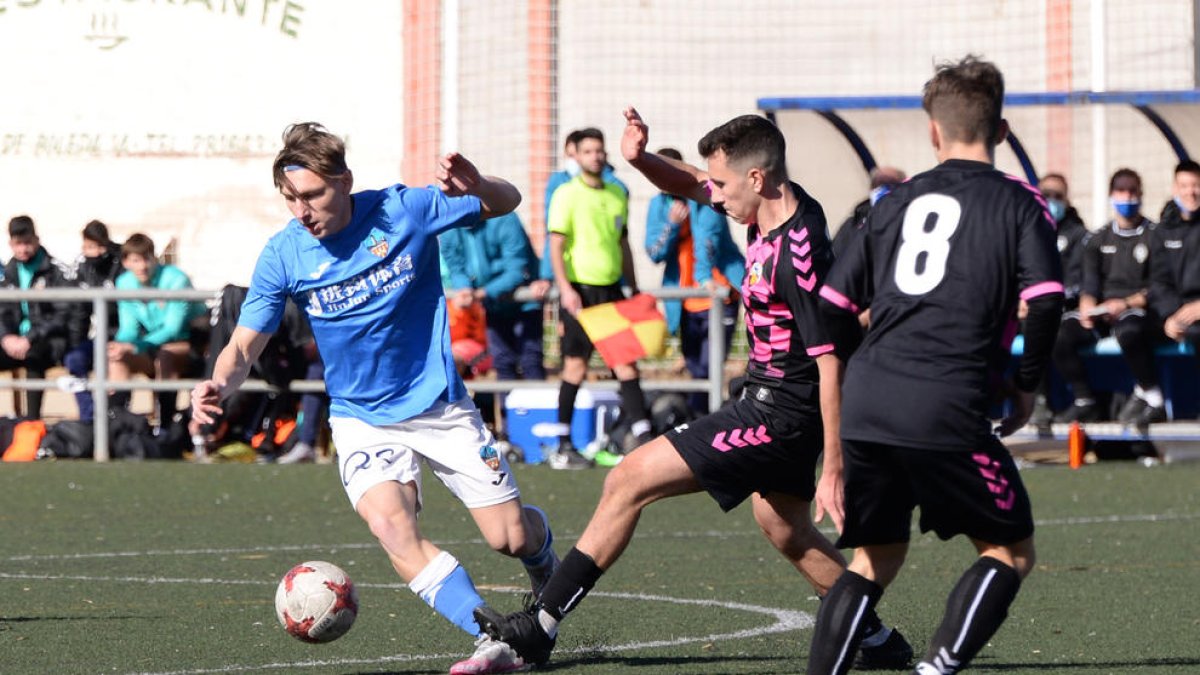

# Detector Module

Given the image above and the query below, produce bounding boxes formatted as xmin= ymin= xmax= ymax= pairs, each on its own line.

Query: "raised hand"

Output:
xmin=621 ymin=107 xmax=649 ymax=163
xmin=436 ymin=152 xmax=482 ymax=196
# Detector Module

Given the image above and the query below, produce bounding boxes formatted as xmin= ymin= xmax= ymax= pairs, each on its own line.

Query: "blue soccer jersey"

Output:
xmin=239 ymin=184 xmax=482 ymax=425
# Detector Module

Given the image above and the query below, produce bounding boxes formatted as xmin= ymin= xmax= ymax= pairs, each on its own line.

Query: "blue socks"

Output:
xmin=409 ymin=551 xmax=486 ymax=636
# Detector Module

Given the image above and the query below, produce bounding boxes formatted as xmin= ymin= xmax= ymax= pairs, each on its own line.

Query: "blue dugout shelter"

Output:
xmin=758 ymin=90 xmax=1200 ymax=231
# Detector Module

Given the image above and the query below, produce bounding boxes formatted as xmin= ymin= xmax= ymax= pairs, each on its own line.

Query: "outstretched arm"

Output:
xmin=436 ymin=152 xmax=522 ymax=218
xmin=621 ymin=107 xmax=711 ymax=204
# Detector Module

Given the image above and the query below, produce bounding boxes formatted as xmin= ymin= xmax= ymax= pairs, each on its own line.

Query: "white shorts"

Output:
xmin=330 ymin=397 xmax=520 ymax=511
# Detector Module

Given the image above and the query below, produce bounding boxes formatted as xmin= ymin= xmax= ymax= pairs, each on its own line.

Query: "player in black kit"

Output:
xmin=808 ymin=56 xmax=1063 ymax=675
xmin=474 ymin=110 xmax=912 ymax=671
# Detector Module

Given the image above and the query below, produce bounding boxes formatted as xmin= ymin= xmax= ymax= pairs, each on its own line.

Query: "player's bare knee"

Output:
xmin=362 ymin=511 xmax=418 ymax=552
xmin=598 ymin=460 xmax=651 ymax=509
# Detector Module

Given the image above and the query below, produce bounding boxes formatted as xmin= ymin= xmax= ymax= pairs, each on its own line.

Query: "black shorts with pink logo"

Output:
xmin=835 ymin=436 xmax=1035 ymax=549
xmin=665 ymin=382 xmax=823 ymax=512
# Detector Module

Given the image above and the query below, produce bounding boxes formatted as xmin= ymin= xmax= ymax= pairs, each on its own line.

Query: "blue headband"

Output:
xmin=284 ymin=164 xmax=304 ymax=172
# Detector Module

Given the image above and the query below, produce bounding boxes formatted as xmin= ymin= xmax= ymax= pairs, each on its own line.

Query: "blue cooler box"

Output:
xmin=504 ymin=388 xmax=621 ymax=463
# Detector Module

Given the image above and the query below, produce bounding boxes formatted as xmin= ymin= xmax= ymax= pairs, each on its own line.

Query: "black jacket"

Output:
xmin=0 ymin=247 xmax=77 ymax=344
xmin=71 ymin=243 xmax=124 ymax=340
xmin=1056 ymin=207 xmax=1089 ymax=309
xmin=1150 ymin=200 xmax=1200 ymax=318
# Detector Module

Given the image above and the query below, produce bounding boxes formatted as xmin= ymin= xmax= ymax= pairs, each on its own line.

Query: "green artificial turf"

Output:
xmin=0 ymin=459 xmax=1197 ymax=673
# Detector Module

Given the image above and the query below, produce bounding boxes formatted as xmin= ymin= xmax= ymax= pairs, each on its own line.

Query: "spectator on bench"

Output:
xmin=1152 ymin=160 xmax=1200 ymax=369
xmin=108 ymin=233 xmax=203 ymax=425
xmin=0 ymin=215 xmax=75 ymax=419
xmin=1054 ymin=168 xmax=1164 ymax=425
xmin=1040 ymin=173 xmax=1090 ymax=311
xmin=1026 ymin=173 xmax=1088 ymax=423
xmin=63 ymin=220 xmax=124 ymax=422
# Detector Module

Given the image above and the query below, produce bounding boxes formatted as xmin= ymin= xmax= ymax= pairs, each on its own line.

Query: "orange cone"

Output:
xmin=1068 ymin=421 xmax=1085 ymax=469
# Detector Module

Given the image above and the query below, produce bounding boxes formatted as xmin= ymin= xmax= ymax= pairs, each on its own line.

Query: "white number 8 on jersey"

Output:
xmin=893 ymin=193 xmax=962 ymax=295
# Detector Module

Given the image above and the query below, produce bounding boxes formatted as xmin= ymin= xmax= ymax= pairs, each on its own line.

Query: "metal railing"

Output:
xmin=0 ymin=285 xmax=732 ymax=462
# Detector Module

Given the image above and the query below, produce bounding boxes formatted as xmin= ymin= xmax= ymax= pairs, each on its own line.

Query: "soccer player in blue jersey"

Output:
xmin=810 ymin=56 xmax=1063 ymax=674
xmin=191 ymin=123 xmax=557 ymax=675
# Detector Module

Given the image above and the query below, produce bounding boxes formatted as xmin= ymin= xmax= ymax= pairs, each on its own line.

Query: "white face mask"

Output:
xmin=564 ymin=157 xmax=581 ymax=177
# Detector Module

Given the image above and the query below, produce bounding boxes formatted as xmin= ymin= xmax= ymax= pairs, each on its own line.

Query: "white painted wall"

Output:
xmin=1 ymin=0 xmax=1195 ymax=291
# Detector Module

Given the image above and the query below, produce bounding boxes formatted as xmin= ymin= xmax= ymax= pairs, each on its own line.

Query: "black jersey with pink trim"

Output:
xmin=740 ymin=183 xmax=836 ymax=408
xmin=821 ymin=159 xmax=1063 ymax=450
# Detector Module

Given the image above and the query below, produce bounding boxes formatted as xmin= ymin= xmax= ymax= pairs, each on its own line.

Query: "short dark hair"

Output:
xmin=1175 ymin=160 xmax=1200 ymax=178
xmin=655 ymin=147 xmax=683 ymax=162
xmin=1109 ymin=167 xmax=1142 ymax=194
xmin=697 ymin=114 xmax=787 ymax=182
xmin=82 ymin=219 xmax=111 ymax=246
xmin=922 ymin=55 xmax=1005 ymax=145
xmin=121 ymin=233 xmax=156 ymax=260
xmin=564 ymin=129 xmax=586 ymax=150
xmin=8 ymin=215 xmax=36 ymax=239
xmin=272 ymin=122 xmax=349 ymax=192
xmin=576 ymin=127 xmax=605 ymax=145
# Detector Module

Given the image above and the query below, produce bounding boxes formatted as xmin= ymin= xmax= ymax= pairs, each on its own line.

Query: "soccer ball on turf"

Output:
xmin=274 ymin=560 xmax=358 ymax=643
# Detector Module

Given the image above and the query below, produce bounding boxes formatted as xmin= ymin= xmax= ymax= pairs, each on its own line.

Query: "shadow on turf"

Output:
xmin=357 ymin=653 xmax=791 ymax=675
xmin=1 ymin=615 xmax=145 ymax=624
xmin=348 ymin=654 xmax=1200 ymax=675
xmin=973 ymin=657 xmax=1200 ymax=670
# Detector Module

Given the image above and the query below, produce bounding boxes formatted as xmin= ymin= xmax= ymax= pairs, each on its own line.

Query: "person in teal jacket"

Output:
xmin=644 ymin=148 xmax=745 ymax=413
xmin=441 ymin=212 xmax=549 ymax=382
xmin=108 ymin=233 xmax=202 ymax=423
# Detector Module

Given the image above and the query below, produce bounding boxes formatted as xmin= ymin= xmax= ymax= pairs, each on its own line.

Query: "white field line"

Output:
xmin=123 ymin=591 xmax=811 ymax=675
xmin=2 ymin=510 xmax=1194 ymax=564
xmin=0 ymin=571 xmax=812 ymax=675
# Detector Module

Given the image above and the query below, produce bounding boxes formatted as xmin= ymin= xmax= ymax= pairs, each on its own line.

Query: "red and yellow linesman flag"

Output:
xmin=576 ymin=293 xmax=668 ymax=368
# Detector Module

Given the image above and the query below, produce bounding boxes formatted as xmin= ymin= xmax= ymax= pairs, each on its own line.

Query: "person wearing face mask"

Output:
xmin=63 ymin=220 xmax=125 ymax=422
xmin=1038 ymin=174 xmax=1089 ymax=310
xmin=1021 ymin=174 xmax=1088 ymax=426
xmin=1150 ymin=160 xmax=1200 ymax=370
xmin=539 ymin=129 xmax=629 ymax=282
xmin=1053 ymin=168 xmax=1165 ymax=425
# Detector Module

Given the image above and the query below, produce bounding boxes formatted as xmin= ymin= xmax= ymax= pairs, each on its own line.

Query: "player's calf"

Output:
xmin=914 ymin=557 xmax=1021 ymax=674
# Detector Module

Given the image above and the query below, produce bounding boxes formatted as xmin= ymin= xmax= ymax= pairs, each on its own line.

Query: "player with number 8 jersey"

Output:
xmin=822 ymin=161 xmax=1062 ymax=449
xmin=809 ymin=56 xmax=1064 ymax=675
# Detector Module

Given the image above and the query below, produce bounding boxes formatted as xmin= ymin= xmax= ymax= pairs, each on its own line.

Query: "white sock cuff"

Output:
xmin=1139 ymin=387 xmax=1164 ymax=407
xmin=408 ymin=551 xmax=459 ymax=597
xmin=630 ymin=419 xmax=652 ymax=437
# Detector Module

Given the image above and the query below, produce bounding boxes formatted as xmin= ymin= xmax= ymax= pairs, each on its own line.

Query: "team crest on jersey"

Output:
xmin=479 ymin=445 xmax=501 ymax=471
xmin=366 ymin=229 xmax=389 ymax=258
xmin=1056 ymin=235 xmax=1068 ymax=253
xmin=1134 ymin=243 xmax=1149 ymax=264
xmin=748 ymin=261 xmax=763 ymax=286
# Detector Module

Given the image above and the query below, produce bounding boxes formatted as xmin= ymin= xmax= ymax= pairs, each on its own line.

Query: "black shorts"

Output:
xmin=665 ymin=383 xmax=822 ymax=512
xmin=837 ymin=437 xmax=1034 ymax=549
xmin=560 ymin=283 xmax=626 ymax=359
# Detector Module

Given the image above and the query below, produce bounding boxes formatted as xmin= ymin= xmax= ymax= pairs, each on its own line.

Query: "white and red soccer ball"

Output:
xmin=274 ymin=560 xmax=358 ymax=643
